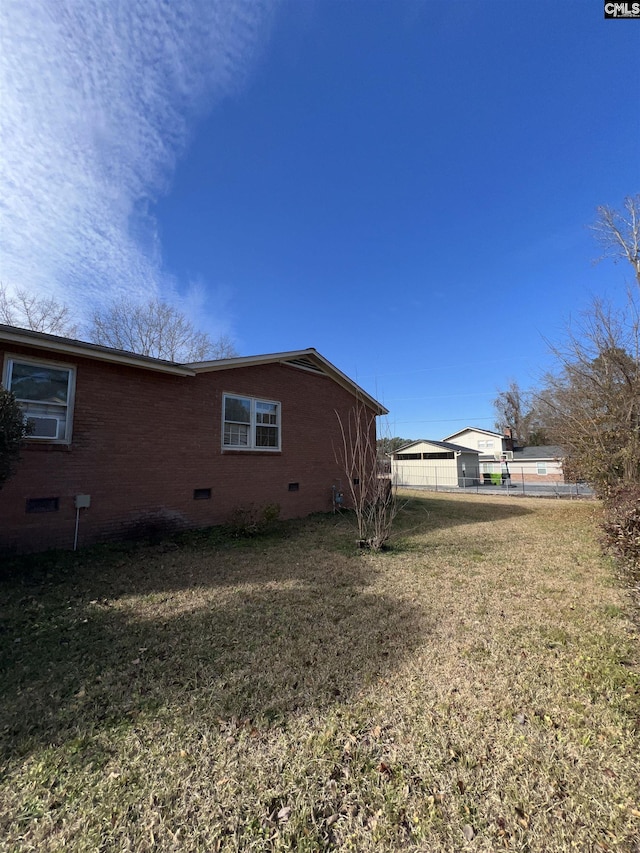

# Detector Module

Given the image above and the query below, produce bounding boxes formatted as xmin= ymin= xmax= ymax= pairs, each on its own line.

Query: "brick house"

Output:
xmin=0 ymin=324 xmax=387 ymax=553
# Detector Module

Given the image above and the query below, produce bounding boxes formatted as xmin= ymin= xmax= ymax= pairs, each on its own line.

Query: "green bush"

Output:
xmin=0 ymin=388 xmax=30 ymax=488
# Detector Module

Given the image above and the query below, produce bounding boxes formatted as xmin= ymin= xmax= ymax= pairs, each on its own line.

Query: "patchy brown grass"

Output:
xmin=1 ymin=493 xmax=639 ymax=852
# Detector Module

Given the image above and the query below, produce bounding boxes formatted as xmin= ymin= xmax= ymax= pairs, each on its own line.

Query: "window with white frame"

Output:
xmin=3 ymin=357 xmax=76 ymax=442
xmin=223 ymin=394 xmax=280 ymax=450
xmin=536 ymin=461 xmax=547 ymax=475
xmin=478 ymin=439 xmax=494 ymax=450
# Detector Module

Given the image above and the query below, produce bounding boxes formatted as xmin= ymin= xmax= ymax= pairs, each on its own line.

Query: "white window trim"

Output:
xmin=536 ymin=462 xmax=548 ymax=475
xmin=222 ymin=393 xmax=281 ymax=451
xmin=2 ymin=354 xmax=76 ymax=445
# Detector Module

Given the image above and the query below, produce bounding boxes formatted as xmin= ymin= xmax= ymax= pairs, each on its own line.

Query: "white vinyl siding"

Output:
xmin=444 ymin=429 xmax=506 ymax=455
xmin=390 ymin=441 xmax=480 ymax=488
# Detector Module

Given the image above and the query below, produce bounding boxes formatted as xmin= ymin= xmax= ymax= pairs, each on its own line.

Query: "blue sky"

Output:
xmin=1 ymin=1 xmax=638 ymax=439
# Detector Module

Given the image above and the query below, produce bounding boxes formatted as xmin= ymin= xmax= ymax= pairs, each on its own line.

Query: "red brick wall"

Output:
xmin=508 ymin=467 xmax=565 ymax=484
xmin=0 ymin=344 xmax=376 ymax=552
xmin=515 ymin=473 xmax=563 ymax=482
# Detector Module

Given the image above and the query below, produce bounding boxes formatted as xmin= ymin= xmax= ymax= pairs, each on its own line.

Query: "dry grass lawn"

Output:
xmin=1 ymin=492 xmax=639 ymax=852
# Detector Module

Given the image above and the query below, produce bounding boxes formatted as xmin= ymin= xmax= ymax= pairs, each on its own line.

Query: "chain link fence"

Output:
xmin=392 ymin=465 xmax=593 ymax=497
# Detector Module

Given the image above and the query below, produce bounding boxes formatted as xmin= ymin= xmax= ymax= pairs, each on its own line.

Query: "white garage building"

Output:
xmin=391 ymin=440 xmax=481 ymax=489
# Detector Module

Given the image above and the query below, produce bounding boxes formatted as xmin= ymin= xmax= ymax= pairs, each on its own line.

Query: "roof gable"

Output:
xmin=188 ymin=348 xmax=387 ymax=414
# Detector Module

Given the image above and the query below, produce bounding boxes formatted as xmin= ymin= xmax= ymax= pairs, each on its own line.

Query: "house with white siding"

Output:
xmin=443 ymin=427 xmax=565 ymax=484
xmin=442 ymin=427 xmax=508 ymax=457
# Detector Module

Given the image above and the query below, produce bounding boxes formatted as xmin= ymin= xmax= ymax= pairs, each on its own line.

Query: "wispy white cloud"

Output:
xmin=0 ymin=0 xmax=275 ymax=330
xmin=183 ymin=275 xmax=236 ymax=343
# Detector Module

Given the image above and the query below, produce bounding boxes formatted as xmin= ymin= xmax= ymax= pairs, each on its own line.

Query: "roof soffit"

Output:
xmin=0 ymin=324 xmax=194 ymax=376
xmin=0 ymin=326 xmax=387 ymax=413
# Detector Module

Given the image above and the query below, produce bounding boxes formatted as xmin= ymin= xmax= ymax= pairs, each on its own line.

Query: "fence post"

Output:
xmin=521 ymin=469 xmax=525 ymax=495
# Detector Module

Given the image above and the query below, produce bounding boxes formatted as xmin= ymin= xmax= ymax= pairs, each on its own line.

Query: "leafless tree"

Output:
xmin=88 ymin=297 xmax=236 ymax=362
xmin=493 ymin=380 xmax=548 ymax=446
xmin=0 ymin=284 xmax=78 ymax=337
xmin=537 ymin=297 xmax=640 ymax=492
xmin=530 ymin=197 xmax=640 ymax=492
xmin=377 ymin=436 xmax=413 ymax=455
xmin=335 ymin=400 xmax=399 ymax=550
xmin=592 ymin=194 xmax=640 ymax=288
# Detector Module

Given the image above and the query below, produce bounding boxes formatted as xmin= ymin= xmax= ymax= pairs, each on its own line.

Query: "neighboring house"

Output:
xmin=442 ymin=427 xmax=510 ymax=459
xmin=510 ymin=446 xmax=565 ymax=483
xmin=0 ymin=324 xmax=387 ymax=553
xmin=443 ymin=426 xmax=565 ymax=484
xmin=390 ymin=440 xmax=480 ymax=489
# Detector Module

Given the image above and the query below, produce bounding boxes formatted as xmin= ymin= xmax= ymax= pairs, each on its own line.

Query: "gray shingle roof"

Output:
xmin=513 ymin=445 xmax=564 ymax=460
xmin=394 ymin=439 xmax=479 ymax=455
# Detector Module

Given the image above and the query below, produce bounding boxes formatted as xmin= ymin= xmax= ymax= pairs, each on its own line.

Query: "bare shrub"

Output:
xmin=227 ymin=503 xmax=281 ymax=538
xmin=335 ymin=402 xmax=399 ymax=550
xmin=602 ymin=485 xmax=640 ymax=606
